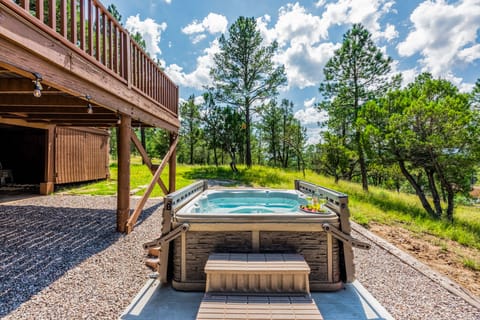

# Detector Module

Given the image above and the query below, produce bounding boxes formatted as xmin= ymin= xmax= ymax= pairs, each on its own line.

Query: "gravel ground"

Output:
xmin=1 ymin=195 xmax=479 ymax=319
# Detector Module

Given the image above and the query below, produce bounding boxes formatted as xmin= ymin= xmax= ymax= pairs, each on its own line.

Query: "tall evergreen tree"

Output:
xmin=201 ymin=92 xmax=223 ymax=166
xmin=319 ymin=23 xmax=392 ymax=191
xmin=210 ymin=16 xmax=287 ymax=168
xmin=179 ymin=95 xmax=201 ymax=165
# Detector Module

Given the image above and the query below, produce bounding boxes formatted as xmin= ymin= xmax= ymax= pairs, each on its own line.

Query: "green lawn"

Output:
xmin=57 ymin=160 xmax=480 ymax=251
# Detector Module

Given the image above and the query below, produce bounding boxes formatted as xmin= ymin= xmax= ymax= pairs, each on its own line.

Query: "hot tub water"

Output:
xmin=190 ymin=189 xmax=308 ymax=214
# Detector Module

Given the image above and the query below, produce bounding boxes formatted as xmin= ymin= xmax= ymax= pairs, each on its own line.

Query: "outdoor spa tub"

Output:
xmin=144 ymin=180 xmax=369 ymax=292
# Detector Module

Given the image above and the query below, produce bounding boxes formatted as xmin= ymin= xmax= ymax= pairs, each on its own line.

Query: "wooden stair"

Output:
xmin=197 ymin=253 xmax=323 ymax=320
xmin=145 ymin=247 xmax=161 ymax=271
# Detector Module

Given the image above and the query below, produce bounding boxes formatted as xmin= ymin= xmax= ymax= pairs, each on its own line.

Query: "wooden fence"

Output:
xmin=55 ymin=127 xmax=109 ymax=184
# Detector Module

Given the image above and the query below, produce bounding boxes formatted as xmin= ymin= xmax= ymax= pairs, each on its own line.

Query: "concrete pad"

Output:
xmin=120 ymin=280 xmax=393 ymax=320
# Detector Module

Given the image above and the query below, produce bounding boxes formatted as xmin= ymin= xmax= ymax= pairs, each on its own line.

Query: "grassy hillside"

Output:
xmin=57 ymin=161 xmax=480 ymax=252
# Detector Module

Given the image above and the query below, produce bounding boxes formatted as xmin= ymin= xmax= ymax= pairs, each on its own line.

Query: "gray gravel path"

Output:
xmin=1 ymin=195 xmax=479 ymax=319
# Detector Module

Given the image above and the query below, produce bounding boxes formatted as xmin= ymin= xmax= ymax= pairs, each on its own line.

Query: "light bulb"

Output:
xmin=33 ymin=88 xmax=42 ymax=98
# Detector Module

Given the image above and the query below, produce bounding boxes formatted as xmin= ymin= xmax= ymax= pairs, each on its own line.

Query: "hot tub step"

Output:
xmin=196 ymin=293 xmax=323 ymax=320
xmin=145 ymin=258 xmax=159 ymax=271
xmin=204 ymin=253 xmax=311 ymax=294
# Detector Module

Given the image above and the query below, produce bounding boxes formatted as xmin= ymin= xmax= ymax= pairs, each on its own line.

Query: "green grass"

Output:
xmin=463 ymin=258 xmax=480 ymax=271
xmin=57 ymin=161 xmax=480 ymax=250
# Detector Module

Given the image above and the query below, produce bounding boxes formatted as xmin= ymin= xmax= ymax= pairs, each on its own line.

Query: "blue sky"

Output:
xmin=102 ymin=0 xmax=480 ymax=144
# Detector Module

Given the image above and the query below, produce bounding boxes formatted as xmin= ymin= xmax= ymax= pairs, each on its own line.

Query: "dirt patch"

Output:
xmin=369 ymin=223 xmax=480 ymax=297
xmin=470 ymin=186 xmax=480 ymax=199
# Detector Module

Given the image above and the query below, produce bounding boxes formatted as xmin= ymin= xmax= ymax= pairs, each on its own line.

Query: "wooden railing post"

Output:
xmin=117 ymin=114 xmax=131 ymax=233
xmin=124 ymin=31 xmax=132 ymax=87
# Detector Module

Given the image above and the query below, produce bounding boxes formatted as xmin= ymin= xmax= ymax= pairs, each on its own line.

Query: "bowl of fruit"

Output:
xmin=300 ymin=197 xmax=328 ymax=213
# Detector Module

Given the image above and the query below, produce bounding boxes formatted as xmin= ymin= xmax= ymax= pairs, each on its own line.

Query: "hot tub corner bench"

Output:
xmin=144 ymin=180 xmax=370 ymax=293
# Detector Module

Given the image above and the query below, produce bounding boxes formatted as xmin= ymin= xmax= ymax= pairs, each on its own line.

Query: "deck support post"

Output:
xmin=40 ymin=126 xmax=55 ymax=195
xmin=168 ymin=132 xmax=176 ymax=193
xmin=117 ymin=114 xmax=131 ymax=233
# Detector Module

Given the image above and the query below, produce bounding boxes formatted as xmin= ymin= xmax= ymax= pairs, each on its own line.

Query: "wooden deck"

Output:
xmin=0 ymin=0 xmax=179 ymax=232
xmin=0 ymin=0 xmax=179 ymax=129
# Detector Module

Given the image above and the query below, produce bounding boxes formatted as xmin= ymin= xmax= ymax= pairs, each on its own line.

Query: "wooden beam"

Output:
xmin=117 ymin=114 xmax=131 ymax=233
xmin=0 ymin=106 xmax=115 ymax=114
xmin=0 ymin=78 xmax=61 ymax=94
xmin=0 ymin=118 xmax=54 ymax=129
xmin=130 ymin=129 xmax=169 ymax=194
xmin=126 ymin=135 xmax=178 ymax=234
xmin=0 ymin=95 xmax=91 ymax=107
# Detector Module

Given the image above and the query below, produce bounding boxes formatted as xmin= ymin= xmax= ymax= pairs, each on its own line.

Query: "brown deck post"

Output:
xmin=40 ymin=126 xmax=55 ymax=195
xmin=117 ymin=114 xmax=131 ymax=233
xmin=168 ymin=132 xmax=177 ymax=193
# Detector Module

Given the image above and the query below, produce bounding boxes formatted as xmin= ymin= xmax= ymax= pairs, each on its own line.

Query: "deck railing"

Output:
xmin=6 ymin=0 xmax=178 ymax=115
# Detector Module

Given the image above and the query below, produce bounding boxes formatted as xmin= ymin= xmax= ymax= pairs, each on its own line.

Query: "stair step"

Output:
xmin=145 ymin=258 xmax=159 ymax=271
xmin=148 ymin=247 xmax=161 ymax=257
xmin=204 ymin=253 xmax=311 ymax=294
xmin=196 ymin=293 xmax=323 ymax=320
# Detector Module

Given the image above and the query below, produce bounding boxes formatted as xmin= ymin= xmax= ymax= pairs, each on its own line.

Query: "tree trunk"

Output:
xmin=399 ymin=160 xmax=436 ymax=217
xmin=446 ymin=187 xmax=455 ymax=222
xmin=426 ymin=168 xmax=442 ymax=218
xmin=245 ymin=104 xmax=252 ymax=167
xmin=356 ymin=131 xmax=368 ymax=191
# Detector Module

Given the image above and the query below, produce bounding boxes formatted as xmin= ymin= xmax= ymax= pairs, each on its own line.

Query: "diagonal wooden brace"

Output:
xmin=322 ymin=223 xmax=371 ymax=250
xmin=143 ymin=223 xmax=190 ymax=250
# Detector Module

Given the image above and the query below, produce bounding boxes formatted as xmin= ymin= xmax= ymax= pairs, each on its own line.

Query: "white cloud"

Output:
xmin=125 ymin=15 xmax=167 ymax=57
xmin=164 ymin=0 xmax=171 ymax=4
xmin=182 ymin=13 xmax=228 ymax=44
xmin=192 ymin=34 xmax=207 ymax=44
xmin=258 ymin=2 xmax=395 ymax=89
xmin=400 ymin=68 xmax=418 ymax=87
xmin=273 ymin=3 xmax=329 ymax=46
xmin=380 ymin=23 xmax=398 ymax=42
xmin=294 ymin=106 xmax=328 ymax=125
xmin=458 ymin=44 xmax=480 ymax=63
xmin=397 ymin=0 xmax=480 ymax=79
xmin=277 ymin=41 xmax=340 ymax=89
xmin=165 ymin=39 xmax=220 ymax=90
xmin=305 ymin=126 xmax=323 ymax=145
xmin=194 ymin=95 xmax=205 ymax=105
xmin=321 ymin=0 xmax=396 ymax=40
xmin=304 ymin=97 xmax=316 ymax=108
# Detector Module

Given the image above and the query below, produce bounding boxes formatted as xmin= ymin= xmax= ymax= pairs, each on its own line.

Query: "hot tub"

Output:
xmin=147 ymin=180 xmax=367 ymax=292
